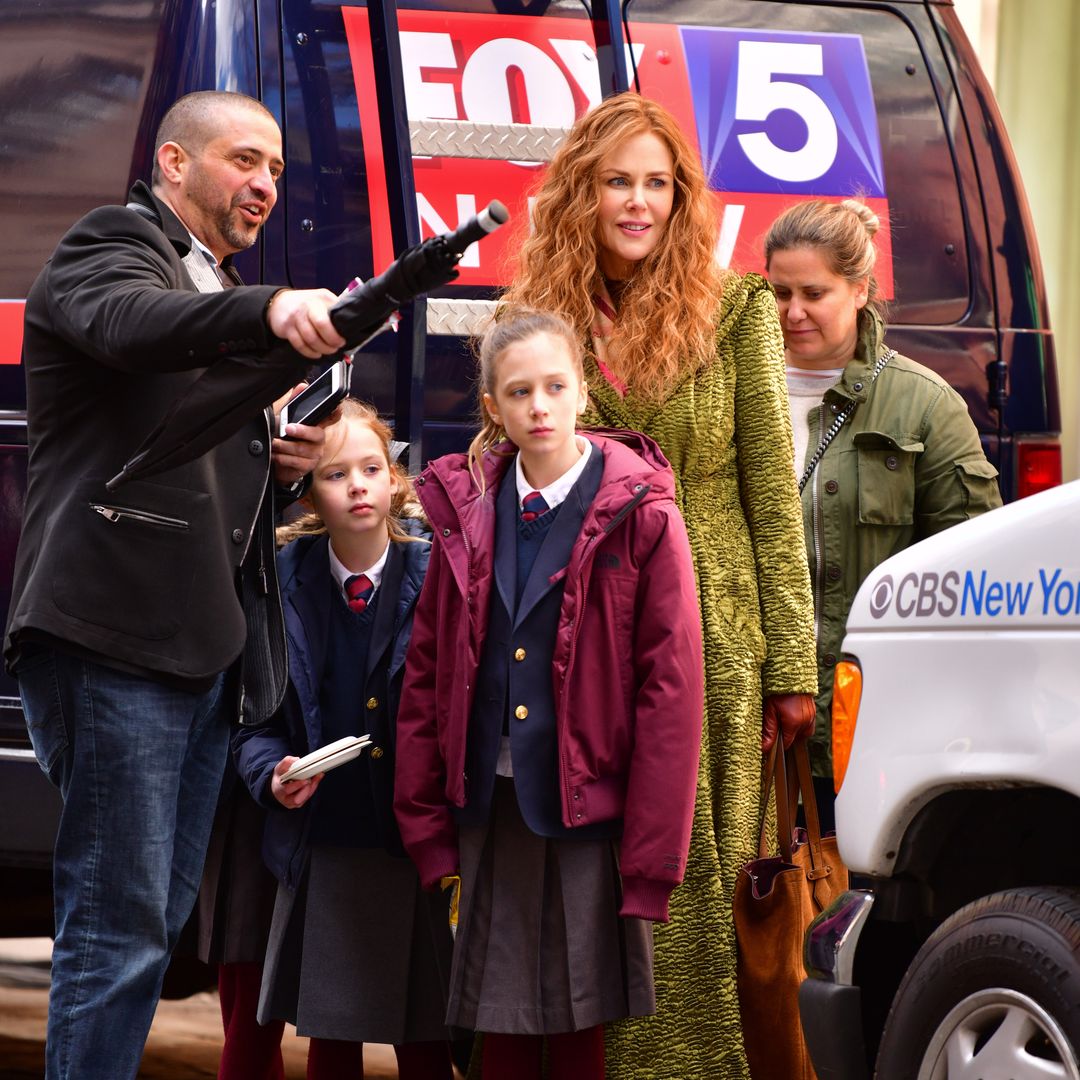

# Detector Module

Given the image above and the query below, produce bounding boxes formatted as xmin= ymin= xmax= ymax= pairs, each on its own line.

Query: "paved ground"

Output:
xmin=0 ymin=939 xmax=405 ymax=1078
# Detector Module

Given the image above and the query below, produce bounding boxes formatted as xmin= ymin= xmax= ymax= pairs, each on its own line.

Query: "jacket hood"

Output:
xmin=417 ymin=428 xmax=675 ymax=536
xmin=595 ymin=427 xmax=673 ymax=482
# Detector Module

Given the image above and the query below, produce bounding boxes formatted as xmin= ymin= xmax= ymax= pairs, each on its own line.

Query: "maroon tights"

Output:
xmin=217 ymin=962 xmax=285 ymax=1080
xmin=481 ymin=1026 xmax=605 ymax=1080
xmin=217 ymin=961 xmax=452 ymax=1080
xmin=306 ymin=1036 xmax=453 ymax=1079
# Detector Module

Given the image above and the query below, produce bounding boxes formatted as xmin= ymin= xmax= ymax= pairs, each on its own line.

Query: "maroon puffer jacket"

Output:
xmin=394 ymin=430 xmax=703 ymax=923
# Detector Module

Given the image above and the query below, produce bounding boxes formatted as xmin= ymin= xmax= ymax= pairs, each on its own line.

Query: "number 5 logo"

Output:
xmin=735 ymin=40 xmax=838 ymax=183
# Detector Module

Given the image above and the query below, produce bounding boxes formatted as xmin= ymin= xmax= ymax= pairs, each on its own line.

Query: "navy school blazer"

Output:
xmin=233 ymin=518 xmax=431 ymax=889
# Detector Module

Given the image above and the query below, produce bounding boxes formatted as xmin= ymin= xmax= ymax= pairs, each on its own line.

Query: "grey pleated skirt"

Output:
xmin=447 ymin=778 xmax=655 ymax=1035
xmin=259 ymin=845 xmax=454 ymax=1044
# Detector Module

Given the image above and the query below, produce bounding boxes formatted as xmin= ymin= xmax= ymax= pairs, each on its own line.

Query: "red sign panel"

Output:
xmin=0 ymin=301 xmax=24 ymax=366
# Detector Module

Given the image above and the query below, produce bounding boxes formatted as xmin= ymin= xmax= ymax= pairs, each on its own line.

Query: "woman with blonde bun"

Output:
xmin=502 ymin=93 xmax=818 ymax=1080
xmin=765 ymin=198 xmax=1002 ymax=820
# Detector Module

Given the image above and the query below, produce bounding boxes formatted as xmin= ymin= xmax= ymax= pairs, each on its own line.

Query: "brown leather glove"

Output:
xmin=761 ymin=692 xmax=816 ymax=753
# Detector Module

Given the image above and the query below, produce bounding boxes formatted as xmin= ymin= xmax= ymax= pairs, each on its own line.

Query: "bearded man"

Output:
xmin=5 ymin=91 xmax=344 ymax=1080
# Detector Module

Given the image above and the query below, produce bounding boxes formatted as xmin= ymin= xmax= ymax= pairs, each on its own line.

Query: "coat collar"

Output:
xmin=366 ymin=540 xmax=404 ymax=679
xmin=127 ymin=180 xmax=238 ymax=276
xmin=281 ymin=534 xmax=334 ymax=719
xmin=514 ymin=444 xmax=603 ymax=626
xmin=493 ymin=471 xmax=517 ymax=620
xmin=587 ymin=271 xmax=768 ymax=427
xmin=279 ymin=523 xmax=431 ymax=629
xmin=491 ymin=445 xmax=604 ymax=628
xmin=827 ymin=307 xmax=889 ymax=406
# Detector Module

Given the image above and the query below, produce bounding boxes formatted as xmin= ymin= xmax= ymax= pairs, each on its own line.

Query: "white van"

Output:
xmin=801 ymin=480 xmax=1080 ymax=1077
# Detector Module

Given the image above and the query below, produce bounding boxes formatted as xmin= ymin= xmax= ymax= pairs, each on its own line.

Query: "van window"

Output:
xmin=282 ymin=1 xmax=600 ymax=289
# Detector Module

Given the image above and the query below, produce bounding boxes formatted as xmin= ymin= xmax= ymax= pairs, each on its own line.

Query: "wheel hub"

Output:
xmin=919 ymin=987 xmax=1080 ymax=1080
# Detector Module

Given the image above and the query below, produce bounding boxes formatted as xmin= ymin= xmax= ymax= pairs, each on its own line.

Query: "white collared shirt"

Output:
xmin=514 ymin=435 xmax=592 ymax=511
xmin=328 ymin=539 xmax=390 ymax=604
xmin=179 ymin=229 xmax=225 ymax=294
xmin=189 ymin=232 xmax=219 ymax=267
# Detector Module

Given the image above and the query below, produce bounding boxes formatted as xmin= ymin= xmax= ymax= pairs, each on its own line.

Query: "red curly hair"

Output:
xmin=501 ymin=93 xmax=730 ymax=401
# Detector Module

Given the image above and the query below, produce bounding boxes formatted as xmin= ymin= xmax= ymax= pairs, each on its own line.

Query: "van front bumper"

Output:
xmin=798 ymin=889 xmax=874 ymax=1080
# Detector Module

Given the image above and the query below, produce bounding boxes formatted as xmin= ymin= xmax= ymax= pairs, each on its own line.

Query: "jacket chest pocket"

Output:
xmin=854 ymin=432 xmax=924 ymax=526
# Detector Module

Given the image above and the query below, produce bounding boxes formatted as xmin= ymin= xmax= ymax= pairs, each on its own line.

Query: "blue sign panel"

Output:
xmin=680 ymin=27 xmax=886 ymax=197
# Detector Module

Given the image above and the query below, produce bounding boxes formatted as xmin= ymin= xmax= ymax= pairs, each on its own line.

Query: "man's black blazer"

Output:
xmin=5 ymin=181 xmax=303 ymax=708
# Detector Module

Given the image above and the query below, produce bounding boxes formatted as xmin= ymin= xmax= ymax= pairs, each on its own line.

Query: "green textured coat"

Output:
xmin=587 ymin=273 xmax=818 ymax=1079
xmin=800 ymin=309 xmax=1002 ymax=776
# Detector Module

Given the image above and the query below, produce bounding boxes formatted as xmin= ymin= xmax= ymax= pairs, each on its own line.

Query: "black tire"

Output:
xmin=875 ymin=887 xmax=1080 ymax=1080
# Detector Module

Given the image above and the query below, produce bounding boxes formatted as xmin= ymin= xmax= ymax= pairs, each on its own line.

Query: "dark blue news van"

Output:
xmin=0 ymin=0 xmax=1060 ymax=955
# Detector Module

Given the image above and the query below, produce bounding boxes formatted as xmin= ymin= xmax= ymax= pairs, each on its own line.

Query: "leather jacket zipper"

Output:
xmin=238 ymin=410 xmax=273 ymax=566
xmin=90 ymin=503 xmax=189 ymax=529
xmin=239 ymin=414 xmax=288 ymax=725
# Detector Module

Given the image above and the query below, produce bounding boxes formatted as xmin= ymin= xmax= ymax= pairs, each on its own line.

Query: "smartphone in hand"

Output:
xmin=278 ymin=360 xmax=349 ymax=437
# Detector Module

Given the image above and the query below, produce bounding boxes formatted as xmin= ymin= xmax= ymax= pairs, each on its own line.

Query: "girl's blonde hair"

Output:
xmin=466 ymin=309 xmax=584 ymax=490
xmin=276 ymin=397 xmax=424 ymax=547
xmin=764 ymin=198 xmax=883 ymax=312
xmin=500 ymin=93 xmax=729 ymax=401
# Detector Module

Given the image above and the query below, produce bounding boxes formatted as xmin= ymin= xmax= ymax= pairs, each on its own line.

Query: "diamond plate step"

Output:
xmin=410 ymin=118 xmax=569 ymax=162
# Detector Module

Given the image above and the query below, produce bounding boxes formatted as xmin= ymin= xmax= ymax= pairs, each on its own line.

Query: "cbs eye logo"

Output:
xmin=869 ymin=574 xmax=894 ymax=619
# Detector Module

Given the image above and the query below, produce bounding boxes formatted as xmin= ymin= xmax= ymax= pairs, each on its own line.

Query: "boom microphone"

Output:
xmin=328 ymin=200 xmax=511 ymax=350
xmin=440 ymin=199 xmax=510 ymax=259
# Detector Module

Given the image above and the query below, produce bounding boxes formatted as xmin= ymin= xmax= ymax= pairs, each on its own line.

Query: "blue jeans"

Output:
xmin=19 ymin=646 xmax=229 ymax=1080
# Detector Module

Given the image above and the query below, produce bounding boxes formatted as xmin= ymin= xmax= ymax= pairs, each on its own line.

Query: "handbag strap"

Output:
xmin=755 ymin=743 xmax=775 ymax=859
xmin=798 ymin=349 xmax=896 ymax=494
xmin=757 ymin=741 xmax=838 ymax=907
xmin=788 ymin=741 xmax=838 ymax=909
xmin=756 ymin=741 xmax=796 ymax=863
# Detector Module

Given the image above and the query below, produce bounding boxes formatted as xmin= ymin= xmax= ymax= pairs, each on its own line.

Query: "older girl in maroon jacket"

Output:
xmin=394 ymin=309 xmax=703 ymax=1080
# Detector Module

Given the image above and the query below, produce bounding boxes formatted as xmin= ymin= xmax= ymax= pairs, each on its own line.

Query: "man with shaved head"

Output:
xmin=6 ymin=91 xmax=344 ymax=1079
xmin=152 ymin=91 xmax=277 ymax=173
xmin=151 ymin=92 xmax=281 ymax=259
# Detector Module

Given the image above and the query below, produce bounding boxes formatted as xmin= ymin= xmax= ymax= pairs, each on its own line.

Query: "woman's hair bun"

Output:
xmin=841 ymin=198 xmax=880 ymax=238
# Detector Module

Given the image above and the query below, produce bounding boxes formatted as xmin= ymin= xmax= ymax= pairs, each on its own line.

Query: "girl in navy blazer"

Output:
xmin=234 ymin=398 xmax=453 ymax=1080
xmin=394 ymin=311 xmax=704 ymax=1080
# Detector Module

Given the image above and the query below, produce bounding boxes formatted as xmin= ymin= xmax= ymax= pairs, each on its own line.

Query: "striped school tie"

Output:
xmin=520 ymin=490 xmax=549 ymax=523
xmin=345 ymin=573 xmax=374 ymax=613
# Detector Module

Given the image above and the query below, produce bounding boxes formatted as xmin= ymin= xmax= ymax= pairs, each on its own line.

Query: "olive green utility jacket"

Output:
xmin=801 ymin=309 xmax=1002 ymax=775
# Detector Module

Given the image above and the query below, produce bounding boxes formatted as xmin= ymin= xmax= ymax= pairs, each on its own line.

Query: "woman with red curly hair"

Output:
xmin=501 ymin=94 xmax=818 ymax=1079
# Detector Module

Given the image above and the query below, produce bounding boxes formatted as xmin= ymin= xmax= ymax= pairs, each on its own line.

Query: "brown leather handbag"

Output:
xmin=734 ymin=740 xmax=848 ymax=1080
